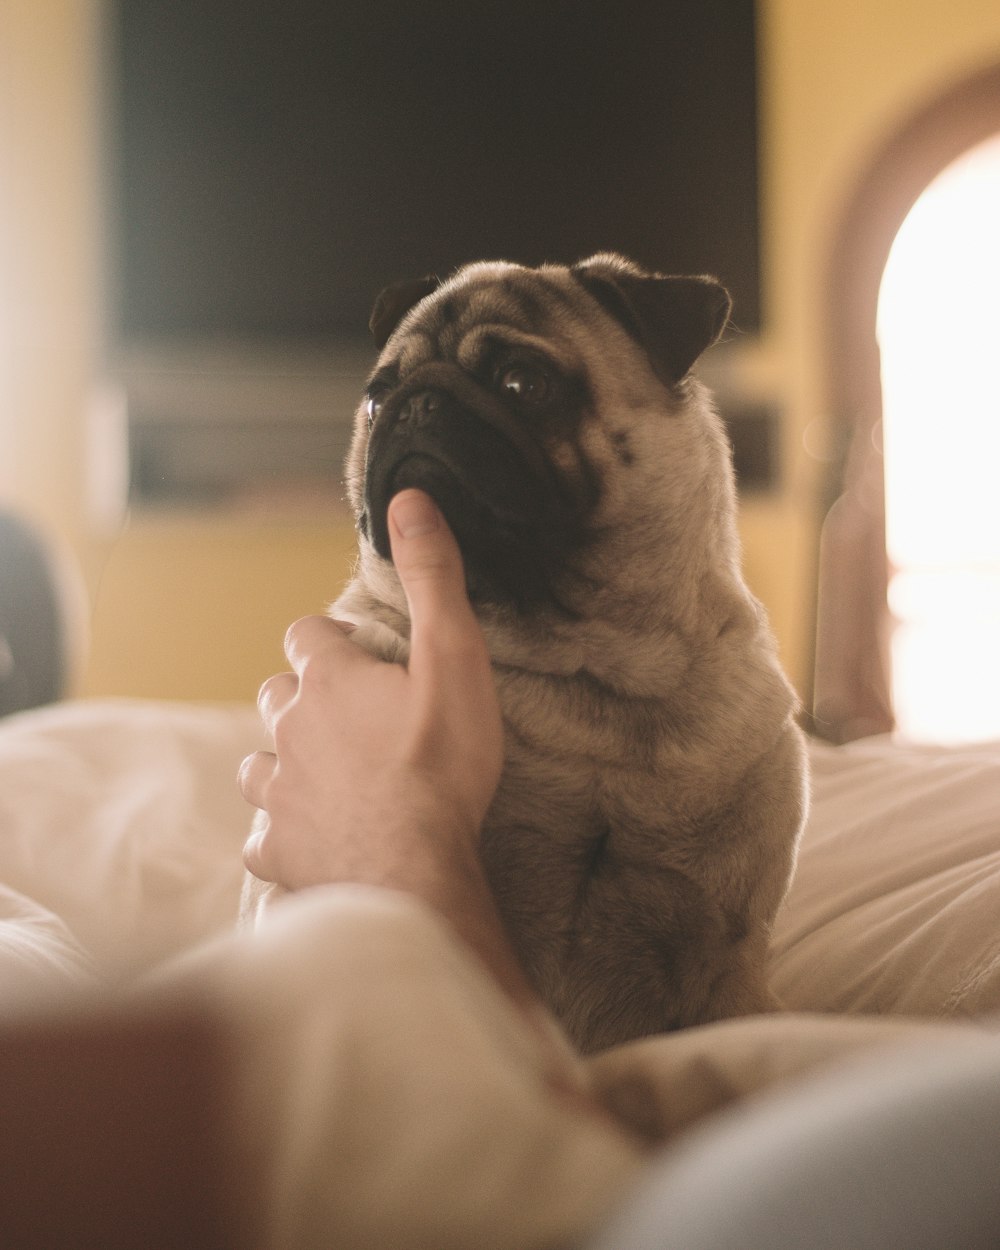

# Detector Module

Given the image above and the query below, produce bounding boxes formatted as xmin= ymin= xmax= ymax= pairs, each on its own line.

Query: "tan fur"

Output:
xmin=244 ymin=256 xmax=808 ymax=1055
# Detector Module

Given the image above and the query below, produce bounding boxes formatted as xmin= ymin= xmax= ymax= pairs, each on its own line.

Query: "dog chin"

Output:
xmin=367 ymin=456 xmax=556 ymax=610
xmin=369 ymin=454 xmax=483 ymax=558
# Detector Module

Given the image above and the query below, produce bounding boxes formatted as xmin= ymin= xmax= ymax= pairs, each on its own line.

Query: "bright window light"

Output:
xmin=877 ymin=131 xmax=1000 ymax=744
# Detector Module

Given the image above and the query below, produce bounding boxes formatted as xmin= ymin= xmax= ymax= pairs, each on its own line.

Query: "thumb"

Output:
xmin=388 ymin=490 xmax=477 ymax=644
xmin=389 ymin=489 xmax=502 ymax=786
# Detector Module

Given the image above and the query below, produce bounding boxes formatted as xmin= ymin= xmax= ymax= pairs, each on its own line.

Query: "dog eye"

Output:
xmin=498 ymin=364 xmax=550 ymax=407
xmin=365 ymin=394 xmax=385 ymax=430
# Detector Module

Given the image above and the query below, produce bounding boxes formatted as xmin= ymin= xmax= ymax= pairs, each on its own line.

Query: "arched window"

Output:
xmin=878 ymin=133 xmax=1000 ymax=743
xmin=813 ymin=63 xmax=1000 ymax=743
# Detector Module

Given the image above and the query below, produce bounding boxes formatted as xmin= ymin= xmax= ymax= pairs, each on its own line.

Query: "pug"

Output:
xmin=243 ymin=253 xmax=808 ymax=1055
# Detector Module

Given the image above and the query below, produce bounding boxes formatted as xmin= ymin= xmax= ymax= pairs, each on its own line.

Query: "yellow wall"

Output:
xmin=84 ymin=509 xmax=360 ymax=702
xmin=750 ymin=0 xmax=1000 ymax=691
xmin=4 ymin=0 xmax=1000 ymax=703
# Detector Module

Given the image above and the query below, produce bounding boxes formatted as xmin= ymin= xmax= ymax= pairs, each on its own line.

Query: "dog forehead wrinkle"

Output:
xmin=437 ymin=264 xmax=565 ymax=322
xmin=394 ymin=331 xmax=436 ymax=375
xmin=387 ymin=356 xmax=488 ymax=405
xmin=455 ymin=323 xmax=581 ymax=375
xmin=366 ymin=362 xmax=399 ymax=392
xmin=449 ymin=282 xmax=544 ymax=340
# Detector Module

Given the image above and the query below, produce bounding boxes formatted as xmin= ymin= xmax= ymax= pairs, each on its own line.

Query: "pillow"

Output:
xmin=772 ymin=735 xmax=1000 ymax=1019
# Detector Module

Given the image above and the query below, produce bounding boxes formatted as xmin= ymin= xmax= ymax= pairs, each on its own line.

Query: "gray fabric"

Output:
xmin=588 ymin=1035 xmax=1000 ymax=1250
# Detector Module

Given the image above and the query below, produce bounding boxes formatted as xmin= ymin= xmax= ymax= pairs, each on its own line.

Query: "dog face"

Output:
xmin=346 ymin=254 xmax=732 ymax=614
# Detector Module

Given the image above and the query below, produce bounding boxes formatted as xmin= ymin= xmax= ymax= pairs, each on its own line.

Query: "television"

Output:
xmin=101 ymin=0 xmax=768 ymax=507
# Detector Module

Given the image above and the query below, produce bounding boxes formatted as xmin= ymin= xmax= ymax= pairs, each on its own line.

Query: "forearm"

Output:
xmin=406 ymin=839 xmax=587 ymax=1082
xmin=430 ymin=856 xmax=538 ymax=1014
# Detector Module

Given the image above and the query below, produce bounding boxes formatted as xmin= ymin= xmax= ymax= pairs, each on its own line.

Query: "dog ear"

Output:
xmin=572 ymin=255 xmax=731 ymax=386
xmin=369 ymin=275 xmax=441 ymax=349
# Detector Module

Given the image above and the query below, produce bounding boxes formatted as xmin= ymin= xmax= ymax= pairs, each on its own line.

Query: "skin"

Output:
xmin=239 ymin=488 xmax=544 ymax=1021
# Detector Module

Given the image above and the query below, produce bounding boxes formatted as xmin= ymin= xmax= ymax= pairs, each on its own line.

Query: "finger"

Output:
xmin=238 ymin=749 xmax=277 ymax=809
xmin=387 ymin=490 xmax=482 ymax=662
xmin=257 ymin=672 xmax=297 ymax=734
xmin=283 ymin=614 xmax=371 ymax=678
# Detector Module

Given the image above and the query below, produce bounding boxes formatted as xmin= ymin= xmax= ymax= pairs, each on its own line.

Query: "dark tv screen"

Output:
xmin=108 ymin=0 xmax=761 ymax=345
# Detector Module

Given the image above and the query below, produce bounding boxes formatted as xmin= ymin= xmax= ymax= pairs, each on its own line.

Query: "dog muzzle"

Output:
xmin=363 ymin=382 xmax=570 ymax=607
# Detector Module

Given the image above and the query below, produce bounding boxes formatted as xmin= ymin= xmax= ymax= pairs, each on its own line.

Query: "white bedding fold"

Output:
xmin=0 ymin=883 xmax=95 ymax=997
xmin=0 ymin=698 xmax=263 ymax=979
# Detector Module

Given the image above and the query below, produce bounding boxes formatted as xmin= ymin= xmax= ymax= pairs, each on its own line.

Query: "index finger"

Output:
xmin=283 ymin=614 xmax=370 ymax=677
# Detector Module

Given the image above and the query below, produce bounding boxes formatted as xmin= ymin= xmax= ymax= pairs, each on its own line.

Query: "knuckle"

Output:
xmin=238 ymin=749 xmax=277 ymax=806
xmin=283 ymin=617 xmax=306 ymax=658
xmin=295 ymin=651 xmax=331 ymax=694
xmin=257 ymin=672 xmax=298 ymax=732
xmin=257 ymin=673 xmax=280 ymax=711
xmin=405 ymin=552 xmax=458 ymax=590
xmin=285 ymin=613 xmax=335 ymax=659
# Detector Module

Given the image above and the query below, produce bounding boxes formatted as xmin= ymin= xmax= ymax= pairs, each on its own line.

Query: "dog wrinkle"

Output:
xmin=564 ymin=821 xmax=616 ymax=951
xmin=435 ymin=294 xmax=459 ymax=326
xmin=453 ymin=322 xmax=583 ymax=379
xmin=396 ymin=331 xmax=436 ymax=375
xmin=581 ymin=821 xmax=613 ymax=879
xmin=500 ymin=663 xmax=689 ymax=755
xmin=609 ymin=429 xmax=635 ymax=465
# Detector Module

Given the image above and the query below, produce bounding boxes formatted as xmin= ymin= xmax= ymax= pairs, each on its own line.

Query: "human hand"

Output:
xmin=239 ymin=489 xmax=504 ymax=908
